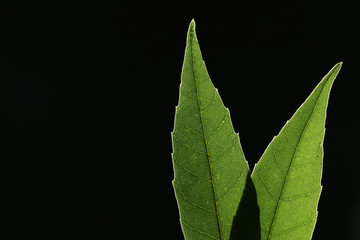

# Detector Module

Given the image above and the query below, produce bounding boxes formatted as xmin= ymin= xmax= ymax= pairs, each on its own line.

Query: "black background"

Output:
xmin=1 ymin=1 xmax=359 ymax=239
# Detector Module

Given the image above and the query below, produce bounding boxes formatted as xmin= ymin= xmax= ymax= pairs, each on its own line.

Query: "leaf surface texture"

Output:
xmin=172 ymin=20 xmax=249 ymax=240
xmin=251 ymin=62 xmax=342 ymax=240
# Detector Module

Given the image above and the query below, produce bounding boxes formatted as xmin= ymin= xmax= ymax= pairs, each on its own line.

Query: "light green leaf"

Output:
xmin=171 ymin=20 xmax=250 ymax=240
xmin=251 ymin=62 xmax=342 ymax=240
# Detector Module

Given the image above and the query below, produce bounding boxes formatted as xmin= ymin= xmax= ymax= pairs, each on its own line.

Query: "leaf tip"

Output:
xmin=186 ymin=19 xmax=197 ymax=43
xmin=188 ymin=19 xmax=196 ymax=33
xmin=335 ymin=61 xmax=343 ymax=69
xmin=330 ymin=61 xmax=343 ymax=79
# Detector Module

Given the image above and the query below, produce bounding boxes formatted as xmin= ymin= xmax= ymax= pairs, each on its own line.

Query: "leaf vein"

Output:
xmin=271 ymin=214 xmax=316 ymax=237
xmin=190 ymin=35 xmax=223 ymax=237
xmin=292 ymin=144 xmax=322 ymax=168
xmin=266 ymin=79 xmax=330 ymax=239
xmin=216 ymin=166 xmax=245 ymax=203
xmin=172 ymin=134 xmax=208 ymax=155
xmin=282 ymin=188 xmax=321 ymax=201
xmin=174 ymin=183 xmax=216 ymax=213
xmin=176 ymin=116 xmax=204 ymax=137
xmin=260 ymin=224 xmax=270 ymax=235
xmin=271 ymin=144 xmax=286 ymax=175
xmin=182 ymin=220 xmax=220 ymax=240
xmin=200 ymin=88 xmax=217 ymax=112
xmin=284 ymin=126 xmax=297 ymax=149
xmin=210 ymin=136 xmax=237 ymax=167
xmin=180 ymin=88 xmax=197 ymax=100
xmin=207 ymin=110 xmax=228 ymax=140
xmin=258 ymin=166 xmax=279 ymax=202
xmin=172 ymin=155 xmax=211 ymax=183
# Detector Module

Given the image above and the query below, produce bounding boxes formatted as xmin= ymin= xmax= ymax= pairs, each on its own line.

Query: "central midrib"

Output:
xmin=190 ymin=34 xmax=223 ymax=239
xmin=266 ymin=81 xmax=328 ymax=239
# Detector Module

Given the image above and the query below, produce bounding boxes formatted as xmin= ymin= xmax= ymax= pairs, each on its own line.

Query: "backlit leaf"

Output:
xmin=251 ymin=62 xmax=342 ymax=239
xmin=171 ymin=20 xmax=250 ymax=240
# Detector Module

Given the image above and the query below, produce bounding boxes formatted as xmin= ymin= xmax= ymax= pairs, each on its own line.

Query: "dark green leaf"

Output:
xmin=172 ymin=20 xmax=250 ymax=240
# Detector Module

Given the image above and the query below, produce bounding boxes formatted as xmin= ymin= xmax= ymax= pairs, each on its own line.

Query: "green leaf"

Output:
xmin=251 ymin=62 xmax=342 ymax=240
xmin=171 ymin=19 xmax=250 ymax=240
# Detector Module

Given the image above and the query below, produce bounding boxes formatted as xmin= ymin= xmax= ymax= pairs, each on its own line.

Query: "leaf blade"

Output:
xmin=251 ymin=62 xmax=342 ymax=240
xmin=172 ymin=20 xmax=249 ymax=240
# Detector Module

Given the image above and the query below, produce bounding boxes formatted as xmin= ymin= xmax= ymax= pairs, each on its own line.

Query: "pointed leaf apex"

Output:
xmin=189 ymin=19 xmax=196 ymax=32
xmin=336 ymin=61 xmax=343 ymax=67
xmin=337 ymin=61 xmax=343 ymax=69
xmin=328 ymin=62 xmax=342 ymax=80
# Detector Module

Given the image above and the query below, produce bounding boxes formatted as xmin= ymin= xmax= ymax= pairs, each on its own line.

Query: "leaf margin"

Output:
xmin=251 ymin=62 xmax=342 ymax=240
